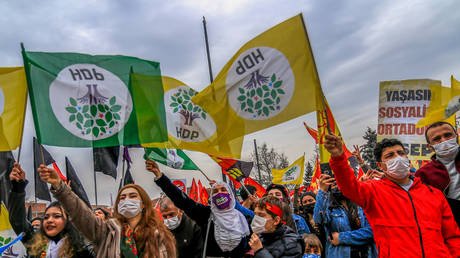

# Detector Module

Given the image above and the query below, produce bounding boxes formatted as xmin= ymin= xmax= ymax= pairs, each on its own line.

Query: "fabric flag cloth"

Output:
xmin=0 ymin=67 xmax=27 ymax=151
xmin=171 ymin=179 xmax=187 ymax=192
xmin=307 ymin=158 xmax=321 ymax=191
xmin=417 ymin=77 xmax=459 ymax=127
xmin=119 ymin=147 xmax=135 ymax=190
xmin=33 ymin=137 xmax=52 ymax=201
xmin=93 ymin=146 xmax=120 ymax=179
xmin=27 ymin=205 xmax=32 ymax=222
xmin=192 ymin=14 xmax=321 ymax=143
xmin=144 ymin=147 xmax=199 ymax=170
xmin=0 ymin=203 xmax=26 ymax=257
xmin=23 ymin=50 xmax=168 ymax=147
xmin=242 ymin=177 xmax=266 ymax=198
xmin=313 ymin=91 xmax=364 ymax=177
xmin=304 ymin=122 xmax=364 ymax=178
xmin=141 ymin=75 xmax=244 ymax=158
xmin=188 ymin=178 xmax=199 ymax=202
xmin=0 ymin=151 xmax=14 ymax=206
xmin=272 ymin=156 xmax=305 ymax=185
xmin=210 ymin=156 xmax=254 ymax=186
xmin=197 ymin=180 xmax=209 ymax=205
xmin=65 ymin=157 xmax=91 ymax=208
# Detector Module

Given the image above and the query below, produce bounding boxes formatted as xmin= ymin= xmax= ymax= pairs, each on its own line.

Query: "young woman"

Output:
xmin=313 ymin=174 xmax=377 ymax=258
xmin=8 ymin=163 xmax=93 ymax=257
xmin=248 ymin=195 xmax=305 ymax=257
xmin=146 ymin=159 xmax=251 ymax=258
xmin=38 ymin=164 xmax=176 ymax=258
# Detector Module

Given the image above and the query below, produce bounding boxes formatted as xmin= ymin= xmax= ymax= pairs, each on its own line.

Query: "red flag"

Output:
xmin=189 ymin=178 xmax=199 ymax=202
xmin=172 ymin=179 xmax=187 ymax=193
xmin=52 ymin=162 xmax=67 ymax=181
xmin=303 ymin=122 xmax=318 ymax=144
xmin=307 ymin=158 xmax=322 ymax=191
xmin=243 ymin=177 xmax=266 ymax=198
xmin=198 ymin=180 xmax=209 ymax=205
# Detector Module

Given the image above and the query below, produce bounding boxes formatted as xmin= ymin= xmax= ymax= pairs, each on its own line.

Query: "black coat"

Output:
xmin=254 ymin=225 xmax=305 ymax=258
xmin=155 ymin=174 xmax=250 ymax=258
xmin=171 ymin=214 xmax=203 ymax=258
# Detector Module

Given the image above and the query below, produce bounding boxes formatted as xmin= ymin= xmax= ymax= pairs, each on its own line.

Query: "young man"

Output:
xmin=416 ymin=121 xmax=460 ymax=226
xmin=324 ymin=134 xmax=460 ymax=257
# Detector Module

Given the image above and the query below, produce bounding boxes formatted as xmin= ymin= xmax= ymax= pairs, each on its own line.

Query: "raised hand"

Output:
xmin=38 ymin=164 xmax=61 ymax=188
xmin=318 ymin=174 xmax=336 ymax=192
xmin=352 ymin=144 xmax=365 ymax=164
xmin=145 ymin=159 xmax=162 ymax=178
xmin=9 ymin=162 xmax=26 ymax=182
xmin=324 ymin=134 xmax=344 ymax=157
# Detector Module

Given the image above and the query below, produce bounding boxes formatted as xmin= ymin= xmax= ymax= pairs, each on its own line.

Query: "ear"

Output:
xmin=273 ymin=216 xmax=282 ymax=226
xmin=427 ymin=143 xmax=435 ymax=153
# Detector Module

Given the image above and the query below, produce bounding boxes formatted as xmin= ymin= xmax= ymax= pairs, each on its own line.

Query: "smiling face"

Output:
xmin=43 ymin=207 xmax=66 ymax=237
xmin=268 ymin=189 xmax=284 ymax=202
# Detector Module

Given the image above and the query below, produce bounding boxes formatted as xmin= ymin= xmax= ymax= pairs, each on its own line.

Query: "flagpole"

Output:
xmin=121 ymin=146 xmax=126 ymax=187
xmin=17 ymin=43 xmax=30 ymax=163
xmin=196 ymin=166 xmax=212 ymax=182
xmin=253 ymin=139 xmax=262 ymax=183
xmin=202 ymin=16 xmax=214 ymax=85
xmin=93 ymin=168 xmax=98 ymax=206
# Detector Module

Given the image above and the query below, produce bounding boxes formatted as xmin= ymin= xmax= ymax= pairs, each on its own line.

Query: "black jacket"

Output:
xmin=8 ymin=180 xmax=94 ymax=258
xmin=172 ymin=214 xmax=204 ymax=258
xmin=155 ymin=174 xmax=250 ymax=258
xmin=254 ymin=225 xmax=305 ymax=258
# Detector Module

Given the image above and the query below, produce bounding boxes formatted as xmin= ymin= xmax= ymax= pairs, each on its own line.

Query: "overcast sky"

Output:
xmin=1 ymin=0 xmax=460 ymax=205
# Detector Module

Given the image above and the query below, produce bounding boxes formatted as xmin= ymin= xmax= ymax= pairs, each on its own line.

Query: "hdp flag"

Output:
xmin=192 ymin=14 xmax=321 ymax=142
xmin=417 ymin=76 xmax=459 ymax=127
xmin=0 ymin=67 xmax=27 ymax=151
xmin=65 ymin=157 xmax=91 ymax=208
xmin=211 ymin=156 xmax=253 ymax=185
xmin=93 ymin=146 xmax=120 ymax=179
xmin=272 ymin=156 xmax=305 ymax=185
xmin=23 ymin=50 xmax=167 ymax=147
xmin=0 ymin=203 xmax=26 ymax=257
xmin=142 ymin=75 xmax=244 ymax=158
xmin=144 ymin=147 xmax=199 ymax=170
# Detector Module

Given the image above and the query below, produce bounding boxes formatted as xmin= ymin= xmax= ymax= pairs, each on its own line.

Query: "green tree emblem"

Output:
xmin=169 ymin=88 xmax=207 ymax=126
xmin=65 ymin=85 xmax=122 ymax=138
xmin=237 ymin=70 xmax=285 ymax=118
xmin=0 ymin=235 xmax=19 ymax=257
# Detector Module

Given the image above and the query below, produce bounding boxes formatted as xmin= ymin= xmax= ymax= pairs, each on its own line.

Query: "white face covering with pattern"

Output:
xmin=385 ymin=155 xmax=410 ymax=180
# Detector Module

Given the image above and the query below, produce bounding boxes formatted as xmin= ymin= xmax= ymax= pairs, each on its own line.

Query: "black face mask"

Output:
xmin=301 ymin=203 xmax=315 ymax=214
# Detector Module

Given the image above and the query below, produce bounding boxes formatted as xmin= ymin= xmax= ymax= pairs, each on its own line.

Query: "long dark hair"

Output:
xmin=28 ymin=202 xmax=89 ymax=257
xmin=329 ymin=190 xmax=361 ymax=230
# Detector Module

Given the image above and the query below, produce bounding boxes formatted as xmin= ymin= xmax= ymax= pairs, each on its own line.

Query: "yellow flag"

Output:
xmin=143 ymin=76 xmax=243 ymax=158
xmin=272 ymin=155 xmax=305 ymax=185
xmin=316 ymin=89 xmax=342 ymax=164
xmin=0 ymin=67 xmax=27 ymax=151
xmin=416 ymin=77 xmax=458 ymax=127
xmin=192 ymin=14 xmax=321 ymax=141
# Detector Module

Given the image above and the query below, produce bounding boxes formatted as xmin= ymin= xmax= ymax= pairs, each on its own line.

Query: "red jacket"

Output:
xmin=330 ymin=153 xmax=460 ymax=258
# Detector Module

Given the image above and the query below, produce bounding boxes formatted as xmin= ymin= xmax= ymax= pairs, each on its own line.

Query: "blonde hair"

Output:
xmin=27 ymin=234 xmax=74 ymax=257
xmin=303 ymin=233 xmax=322 ymax=254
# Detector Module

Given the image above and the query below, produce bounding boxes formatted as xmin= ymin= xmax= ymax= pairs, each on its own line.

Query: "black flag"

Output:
xmin=27 ymin=204 xmax=32 ymax=221
xmin=119 ymin=147 xmax=134 ymax=190
xmin=65 ymin=157 xmax=91 ymax=208
xmin=0 ymin=151 xmax=15 ymax=206
xmin=93 ymin=147 xmax=120 ymax=179
xmin=33 ymin=137 xmax=53 ymax=201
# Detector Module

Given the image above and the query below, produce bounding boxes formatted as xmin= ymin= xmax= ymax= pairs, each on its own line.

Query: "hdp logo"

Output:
xmin=50 ymin=64 xmax=132 ymax=140
xmin=226 ymin=47 xmax=294 ymax=120
xmin=165 ymin=86 xmax=216 ymax=142
xmin=282 ymin=165 xmax=300 ymax=182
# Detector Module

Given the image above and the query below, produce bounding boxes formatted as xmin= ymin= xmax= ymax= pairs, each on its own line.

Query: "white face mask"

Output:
xmin=251 ymin=215 xmax=267 ymax=234
xmin=118 ymin=199 xmax=142 ymax=219
xmin=164 ymin=215 xmax=181 ymax=230
xmin=385 ymin=155 xmax=410 ymax=180
xmin=432 ymin=137 xmax=459 ymax=160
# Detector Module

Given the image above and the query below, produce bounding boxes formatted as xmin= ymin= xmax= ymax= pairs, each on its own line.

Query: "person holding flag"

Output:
xmin=324 ymin=134 xmax=460 ymax=257
xmin=145 ymin=159 xmax=251 ymax=258
xmin=8 ymin=163 xmax=94 ymax=257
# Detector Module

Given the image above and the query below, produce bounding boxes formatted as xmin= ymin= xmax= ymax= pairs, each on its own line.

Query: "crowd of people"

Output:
xmin=4 ymin=120 xmax=460 ymax=257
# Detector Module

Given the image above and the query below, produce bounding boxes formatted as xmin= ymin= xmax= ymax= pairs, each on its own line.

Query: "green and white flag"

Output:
xmin=23 ymin=50 xmax=168 ymax=147
xmin=144 ymin=148 xmax=199 ymax=170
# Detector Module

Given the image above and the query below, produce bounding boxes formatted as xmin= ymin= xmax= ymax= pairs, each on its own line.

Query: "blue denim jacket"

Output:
xmin=313 ymin=190 xmax=377 ymax=258
xmin=235 ymin=201 xmax=310 ymax=234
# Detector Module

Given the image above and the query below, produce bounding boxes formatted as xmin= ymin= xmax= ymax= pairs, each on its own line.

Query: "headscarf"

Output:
xmin=210 ymin=181 xmax=250 ymax=252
